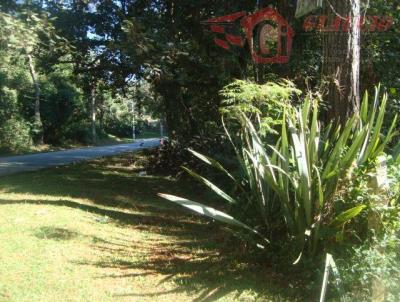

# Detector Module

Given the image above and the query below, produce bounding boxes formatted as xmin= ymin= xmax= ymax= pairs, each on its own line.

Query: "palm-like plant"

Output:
xmin=160 ymin=86 xmax=398 ymax=261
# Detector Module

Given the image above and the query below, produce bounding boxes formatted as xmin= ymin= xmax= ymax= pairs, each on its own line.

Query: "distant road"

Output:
xmin=0 ymin=139 xmax=161 ymax=177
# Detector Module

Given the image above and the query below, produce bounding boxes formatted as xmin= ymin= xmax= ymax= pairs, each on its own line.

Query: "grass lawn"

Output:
xmin=0 ymin=153 xmax=299 ymax=302
xmin=137 ymin=130 xmax=162 ymax=139
xmin=0 ymin=134 xmax=134 ymax=158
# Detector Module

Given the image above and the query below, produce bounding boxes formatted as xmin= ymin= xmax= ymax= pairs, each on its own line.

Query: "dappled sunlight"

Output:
xmin=74 ymin=221 xmax=278 ymax=301
xmin=0 ymin=159 xmax=182 ymax=212
xmin=0 ymin=191 xmax=92 ymax=205
xmin=34 ymin=226 xmax=80 ymax=241
xmin=0 ymin=155 xmax=299 ymax=301
xmin=0 ymin=195 xmax=207 ymax=238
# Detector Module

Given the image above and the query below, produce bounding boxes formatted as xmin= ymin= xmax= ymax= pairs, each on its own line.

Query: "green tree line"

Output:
xmin=0 ymin=0 xmax=398 ymax=151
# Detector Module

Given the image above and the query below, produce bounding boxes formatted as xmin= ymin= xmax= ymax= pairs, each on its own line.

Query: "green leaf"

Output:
xmin=158 ymin=193 xmax=269 ymax=245
xmin=331 ymin=205 xmax=367 ymax=228
xmin=182 ymin=167 xmax=237 ymax=204
xmin=187 ymin=149 xmax=236 ymax=182
xmin=394 ymin=142 xmax=400 ymax=163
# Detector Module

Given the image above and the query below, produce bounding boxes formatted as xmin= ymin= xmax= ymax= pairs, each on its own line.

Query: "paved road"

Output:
xmin=0 ymin=139 xmax=161 ymax=177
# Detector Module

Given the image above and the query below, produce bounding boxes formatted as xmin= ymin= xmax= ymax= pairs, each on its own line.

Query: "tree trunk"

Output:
xmin=348 ymin=0 xmax=361 ymax=110
xmin=27 ymin=53 xmax=43 ymax=144
xmin=322 ymin=0 xmax=361 ymax=123
xmin=90 ymin=84 xmax=97 ymax=144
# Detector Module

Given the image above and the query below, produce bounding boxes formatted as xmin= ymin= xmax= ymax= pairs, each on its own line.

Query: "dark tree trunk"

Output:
xmin=27 ymin=53 xmax=43 ymax=144
xmin=322 ymin=0 xmax=361 ymax=123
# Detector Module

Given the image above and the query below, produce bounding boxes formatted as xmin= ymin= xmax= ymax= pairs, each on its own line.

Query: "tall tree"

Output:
xmin=46 ymin=0 xmax=142 ymax=143
xmin=0 ymin=11 xmax=48 ymax=143
xmin=322 ymin=0 xmax=361 ymax=122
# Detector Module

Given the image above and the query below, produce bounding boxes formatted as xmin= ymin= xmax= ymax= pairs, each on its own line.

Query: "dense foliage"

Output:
xmin=161 ymin=81 xmax=400 ymax=299
xmin=1 ymin=0 xmax=400 ymax=300
xmin=1 ymin=1 xmax=399 ymax=150
xmin=0 ymin=2 xmax=160 ymax=152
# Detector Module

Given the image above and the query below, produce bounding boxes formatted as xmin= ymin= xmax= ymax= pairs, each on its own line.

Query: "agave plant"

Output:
xmin=159 ymin=86 xmax=398 ymax=261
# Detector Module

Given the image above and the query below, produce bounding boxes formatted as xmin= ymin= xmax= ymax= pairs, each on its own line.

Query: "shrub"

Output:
xmin=220 ymin=79 xmax=301 ymax=135
xmin=340 ymin=205 xmax=400 ymax=301
xmin=0 ymin=87 xmax=18 ymax=122
xmin=0 ymin=117 xmax=32 ymax=153
xmin=60 ymin=120 xmax=92 ymax=144
xmin=389 ymin=161 xmax=400 ymax=204
xmin=145 ymin=133 xmax=228 ymax=177
xmin=159 ymin=84 xmax=398 ymax=263
xmin=0 ymin=87 xmax=32 ymax=153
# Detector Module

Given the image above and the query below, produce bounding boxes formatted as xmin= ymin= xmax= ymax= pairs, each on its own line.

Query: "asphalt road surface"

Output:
xmin=0 ymin=139 xmax=161 ymax=177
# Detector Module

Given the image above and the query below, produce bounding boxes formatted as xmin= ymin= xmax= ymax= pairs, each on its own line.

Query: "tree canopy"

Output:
xmin=0 ymin=0 xmax=398 ymax=151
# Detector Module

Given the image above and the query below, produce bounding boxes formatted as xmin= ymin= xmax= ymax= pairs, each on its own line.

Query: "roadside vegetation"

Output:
xmin=1 ymin=1 xmax=400 ymax=301
xmin=160 ymin=81 xmax=400 ymax=300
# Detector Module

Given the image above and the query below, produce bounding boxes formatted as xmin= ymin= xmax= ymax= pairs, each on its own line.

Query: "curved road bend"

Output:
xmin=0 ymin=139 xmax=161 ymax=177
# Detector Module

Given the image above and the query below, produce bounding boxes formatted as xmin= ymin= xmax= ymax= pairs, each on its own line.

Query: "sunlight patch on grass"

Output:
xmin=0 ymin=153 xmax=297 ymax=302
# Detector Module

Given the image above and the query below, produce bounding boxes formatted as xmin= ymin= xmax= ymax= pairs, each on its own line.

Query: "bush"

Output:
xmin=220 ymin=79 xmax=301 ymax=135
xmin=144 ymin=133 xmax=230 ymax=177
xmin=388 ymin=162 xmax=400 ymax=204
xmin=0 ymin=87 xmax=18 ymax=122
xmin=0 ymin=117 xmax=32 ymax=153
xmin=41 ymin=71 xmax=87 ymax=144
xmin=340 ymin=205 xmax=400 ymax=301
xmin=60 ymin=120 xmax=92 ymax=144
xmin=0 ymin=87 xmax=32 ymax=153
xmin=159 ymin=84 xmax=398 ymax=264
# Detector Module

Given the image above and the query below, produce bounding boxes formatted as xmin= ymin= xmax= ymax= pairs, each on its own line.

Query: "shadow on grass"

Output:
xmin=0 ymin=156 xmax=300 ymax=301
xmin=0 ymin=198 xmax=210 ymax=239
xmin=77 ymin=233 xmax=295 ymax=301
xmin=34 ymin=226 xmax=80 ymax=241
xmin=0 ymin=197 xmax=294 ymax=301
xmin=0 ymin=159 xmax=195 ymax=211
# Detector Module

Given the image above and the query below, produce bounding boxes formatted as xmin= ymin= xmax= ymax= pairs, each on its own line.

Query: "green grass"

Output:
xmin=0 ymin=153 xmax=299 ymax=302
xmin=0 ymin=134 xmax=134 ymax=158
xmin=137 ymin=129 xmax=161 ymax=139
xmin=95 ymin=133 xmax=134 ymax=146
